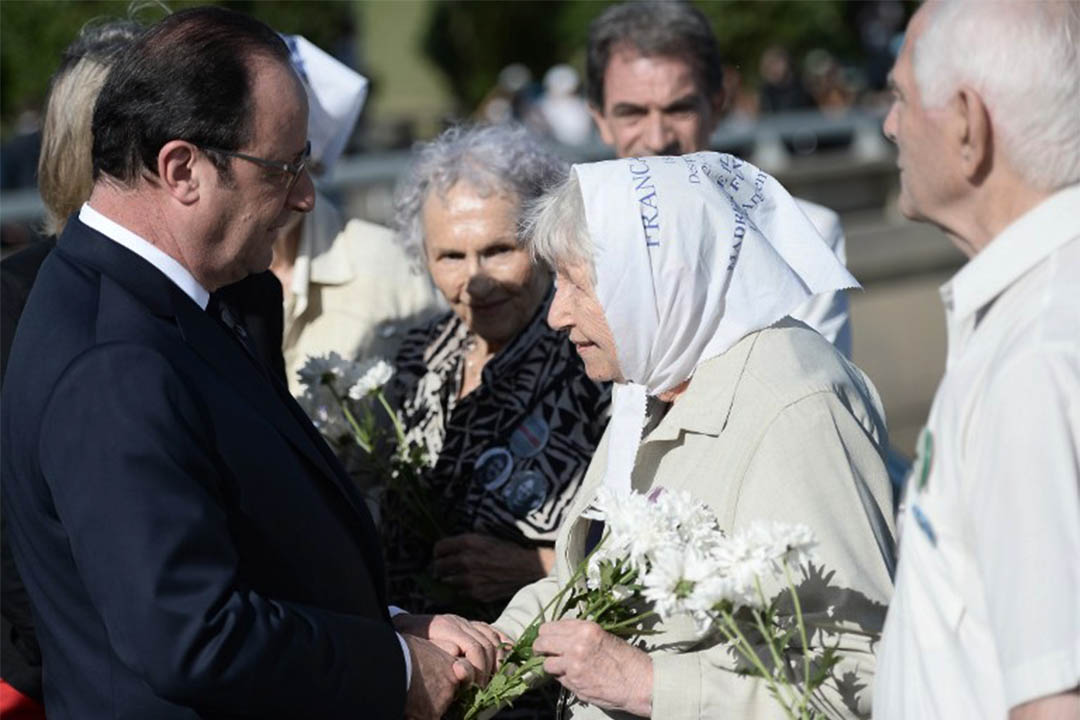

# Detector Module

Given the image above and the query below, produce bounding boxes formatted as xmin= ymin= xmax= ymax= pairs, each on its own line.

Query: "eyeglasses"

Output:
xmin=199 ymin=140 xmax=311 ymax=193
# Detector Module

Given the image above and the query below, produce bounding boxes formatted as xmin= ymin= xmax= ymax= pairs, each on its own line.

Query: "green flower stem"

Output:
xmin=783 ymin=563 xmax=813 ymax=711
xmin=752 ymin=578 xmax=795 ymax=684
xmin=330 ymin=388 xmax=373 ymax=453
xmin=376 ymin=391 xmax=407 ymax=447
xmin=750 ymin=603 xmax=798 ymax=707
xmin=385 ymin=470 xmax=444 ymax=539
xmin=715 ymin=614 xmax=799 ymax=720
xmin=455 ymin=533 xmax=617 ymax=719
xmin=600 ymin=609 xmax=655 ymax=634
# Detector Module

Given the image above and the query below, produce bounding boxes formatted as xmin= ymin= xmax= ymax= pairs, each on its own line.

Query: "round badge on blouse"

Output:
xmin=502 ymin=469 xmax=550 ymax=516
xmin=474 ymin=447 xmax=514 ymax=491
xmin=509 ymin=413 xmax=550 ymax=459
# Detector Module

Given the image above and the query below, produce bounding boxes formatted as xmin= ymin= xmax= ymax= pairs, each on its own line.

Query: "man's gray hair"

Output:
xmin=585 ymin=1 xmax=722 ymax=110
xmin=393 ymin=123 xmax=568 ymax=265
xmin=914 ymin=0 xmax=1080 ymax=191
xmin=524 ymin=172 xmax=595 ymax=282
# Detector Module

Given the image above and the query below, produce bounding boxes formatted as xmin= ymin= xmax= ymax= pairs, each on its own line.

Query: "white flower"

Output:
xmin=347 ymin=358 xmax=394 ymax=400
xmin=642 ymin=544 xmax=720 ymax=623
xmin=297 ymin=386 xmax=350 ymax=443
xmin=655 ymin=489 xmax=720 ymax=540
xmin=711 ymin=533 xmax=773 ymax=609
xmin=593 ymin=488 xmax=648 ymax=557
xmin=744 ymin=521 xmax=817 ymax=572
xmin=297 ymin=352 xmax=353 ymax=394
xmin=641 ymin=546 xmax=692 ymax=620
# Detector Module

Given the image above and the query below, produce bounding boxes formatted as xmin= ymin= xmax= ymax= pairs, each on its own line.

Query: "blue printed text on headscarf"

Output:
xmin=628 ymin=159 xmax=661 ymax=247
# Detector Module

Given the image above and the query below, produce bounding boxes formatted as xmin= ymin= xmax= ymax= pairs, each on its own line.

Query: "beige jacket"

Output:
xmin=282 ymin=199 xmax=441 ymax=395
xmin=495 ymin=319 xmax=896 ymax=719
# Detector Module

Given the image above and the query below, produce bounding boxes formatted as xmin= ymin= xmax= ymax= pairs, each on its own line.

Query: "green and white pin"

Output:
xmin=913 ymin=426 xmax=934 ymax=491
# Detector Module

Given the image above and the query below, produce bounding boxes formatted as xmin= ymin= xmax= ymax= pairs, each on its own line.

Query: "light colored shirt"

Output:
xmin=282 ymin=193 xmax=440 ymax=395
xmin=791 ymin=199 xmax=852 ymax=358
xmin=80 ymin=203 xmax=210 ymax=309
xmin=874 ymin=184 xmax=1080 ymax=718
xmin=80 ymin=202 xmax=414 ymax=690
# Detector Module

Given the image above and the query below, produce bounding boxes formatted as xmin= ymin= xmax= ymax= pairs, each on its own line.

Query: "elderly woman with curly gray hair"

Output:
xmin=383 ymin=124 xmax=611 ymax=637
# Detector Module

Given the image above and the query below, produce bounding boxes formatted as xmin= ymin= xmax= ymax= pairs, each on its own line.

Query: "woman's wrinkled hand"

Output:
xmin=532 ymin=619 xmax=653 ymax=717
xmin=393 ymin=612 xmax=507 ymax=682
xmin=432 ymin=533 xmax=552 ymax=603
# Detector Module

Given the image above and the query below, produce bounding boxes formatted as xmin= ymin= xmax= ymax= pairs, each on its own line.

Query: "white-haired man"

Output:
xmin=874 ymin=2 xmax=1079 ymax=719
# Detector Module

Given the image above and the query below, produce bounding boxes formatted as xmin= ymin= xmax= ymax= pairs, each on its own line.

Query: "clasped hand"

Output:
xmin=395 ymin=613 xmax=507 ymax=720
xmin=533 ymin=619 xmax=653 ymax=717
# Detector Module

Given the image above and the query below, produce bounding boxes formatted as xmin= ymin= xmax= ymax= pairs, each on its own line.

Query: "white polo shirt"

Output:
xmin=874 ymin=184 xmax=1080 ymax=718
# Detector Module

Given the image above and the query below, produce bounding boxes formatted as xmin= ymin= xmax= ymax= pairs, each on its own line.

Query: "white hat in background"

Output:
xmin=283 ymin=34 xmax=368 ymax=178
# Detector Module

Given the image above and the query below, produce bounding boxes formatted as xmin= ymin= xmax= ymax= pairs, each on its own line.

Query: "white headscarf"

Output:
xmin=574 ymin=152 xmax=857 ymax=498
xmin=283 ymin=35 xmax=369 ymax=178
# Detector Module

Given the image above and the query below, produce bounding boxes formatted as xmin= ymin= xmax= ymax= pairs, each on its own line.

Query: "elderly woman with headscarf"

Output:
xmin=384 ymin=124 xmax=611 ymax=622
xmin=494 ymin=153 xmax=897 ymax=719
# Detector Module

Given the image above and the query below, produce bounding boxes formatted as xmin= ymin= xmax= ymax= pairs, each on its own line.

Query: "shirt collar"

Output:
xmin=79 ymin=203 xmax=211 ymax=310
xmin=940 ymin=183 xmax=1080 ymax=327
xmin=287 ymin=194 xmax=350 ymax=321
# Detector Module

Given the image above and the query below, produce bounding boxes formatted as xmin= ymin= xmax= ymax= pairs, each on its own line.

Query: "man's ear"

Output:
xmin=707 ymin=90 xmax=725 ymax=133
xmin=953 ymin=86 xmax=992 ymax=182
xmin=588 ymin=103 xmax=616 ymax=147
xmin=157 ymin=140 xmax=201 ymax=204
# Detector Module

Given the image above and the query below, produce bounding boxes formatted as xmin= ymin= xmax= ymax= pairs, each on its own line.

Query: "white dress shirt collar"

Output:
xmin=79 ymin=203 xmax=211 ymax=310
xmin=940 ymin=183 xmax=1080 ymax=327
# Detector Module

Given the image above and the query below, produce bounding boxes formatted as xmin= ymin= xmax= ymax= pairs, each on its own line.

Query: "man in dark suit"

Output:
xmin=1 ymin=7 xmax=498 ymax=719
xmin=0 ymin=23 xmax=289 ymax=714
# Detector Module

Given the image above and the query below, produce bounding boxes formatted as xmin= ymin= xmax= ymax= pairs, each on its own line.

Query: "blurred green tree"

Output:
xmin=697 ymin=0 xmax=860 ymax=79
xmin=422 ymin=0 xmax=576 ymax=116
xmin=2 ymin=0 xmax=890 ymax=140
xmin=0 ymin=0 xmax=355 ymax=138
xmin=422 ymin=0 xmax=864 ymax=114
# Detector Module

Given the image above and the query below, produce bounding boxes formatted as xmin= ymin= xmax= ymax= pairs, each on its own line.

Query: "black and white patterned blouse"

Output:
xmin=383 ymin=287 xmax=611 ymax=617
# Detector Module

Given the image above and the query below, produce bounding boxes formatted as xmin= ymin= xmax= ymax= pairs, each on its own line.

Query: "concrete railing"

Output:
xmin=2 ymin=109 xmax=893 ymax=225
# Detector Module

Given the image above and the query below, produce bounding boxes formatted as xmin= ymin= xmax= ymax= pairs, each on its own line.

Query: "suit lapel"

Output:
xmin=56 ymin=220 xmax=388 ymax=605
xmin=175 ymin=299 xmax=343 ymax=486
xmin=175 ymin=301 xmax=390 ymax=605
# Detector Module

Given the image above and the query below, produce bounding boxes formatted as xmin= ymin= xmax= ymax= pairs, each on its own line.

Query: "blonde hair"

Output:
xmin=38 ymin=57 xmax=113 ymax=236
xmin=37 ymin=18 xmax=142 ymax=236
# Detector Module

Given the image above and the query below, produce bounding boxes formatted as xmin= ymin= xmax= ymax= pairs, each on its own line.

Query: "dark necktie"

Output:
xmin=207 ymin=293 xmax=259 ymax=361
xmin=208 ymin=292 xmax=341 ymax=466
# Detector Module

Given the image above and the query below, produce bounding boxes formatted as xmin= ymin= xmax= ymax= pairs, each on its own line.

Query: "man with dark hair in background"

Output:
xmin=1 ymin=7 xmax=499 ymax=719
xmin=583 ymin=0 xmax=853 ymax=358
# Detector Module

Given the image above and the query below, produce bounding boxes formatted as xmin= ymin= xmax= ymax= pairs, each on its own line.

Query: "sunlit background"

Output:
xmin=0 ymin=0 xmax=964 ymax=456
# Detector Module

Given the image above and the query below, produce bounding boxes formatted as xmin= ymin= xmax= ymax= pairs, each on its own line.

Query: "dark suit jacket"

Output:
xmin=0 ymin=239 xmax=53 ymax=702
xmin=1 ymin=235 xmax=286 ymax=384
xmin=1 ymin=218 xmax=405 ymax=719
xmin=0 ymin=232 xmax=287 ymax=706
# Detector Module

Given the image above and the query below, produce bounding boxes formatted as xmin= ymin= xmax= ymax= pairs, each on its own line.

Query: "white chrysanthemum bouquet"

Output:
xmin=453 ymin=487 xmax=839 ymax=720
xmin=296 ymin=353 xmax=446 ymax=543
